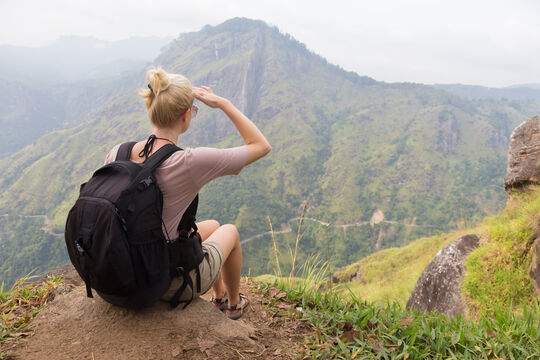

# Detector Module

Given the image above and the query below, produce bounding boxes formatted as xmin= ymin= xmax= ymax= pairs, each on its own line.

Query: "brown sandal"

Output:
xmin=210 ymin=293 xmax=228 ymax=311
xmin=226 ymin=294 xmax=249 ymax=320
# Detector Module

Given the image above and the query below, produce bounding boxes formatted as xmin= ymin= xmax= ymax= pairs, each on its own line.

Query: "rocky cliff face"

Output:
xmin=504 ymin=115 xmax=540 ymax=192
xmin=503 ymin=115 xmax=540 ymax=294
xmin=406 ymin=234 xmax=479 ymax=316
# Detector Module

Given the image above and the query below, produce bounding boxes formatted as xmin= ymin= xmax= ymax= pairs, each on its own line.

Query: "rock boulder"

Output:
xmin=406 ymin=234 xmax=480 ymax=317
xmin=504 ymin=115 xmax=540 ymax=192
xmin=11 ymin=266 xmax=257 ymax=360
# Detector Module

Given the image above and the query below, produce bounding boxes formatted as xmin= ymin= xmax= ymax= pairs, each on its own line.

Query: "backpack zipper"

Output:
xmin=78 ymin=196 xmax=128 ymax=232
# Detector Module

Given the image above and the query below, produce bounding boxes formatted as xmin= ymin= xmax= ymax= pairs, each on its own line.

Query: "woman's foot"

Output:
xmin=225 ymin=294 xmax=249 ymax=320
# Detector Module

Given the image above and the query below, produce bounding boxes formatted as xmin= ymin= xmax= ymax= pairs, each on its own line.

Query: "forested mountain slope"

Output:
xmin=1 ymin=18 xmax=539 ymax=285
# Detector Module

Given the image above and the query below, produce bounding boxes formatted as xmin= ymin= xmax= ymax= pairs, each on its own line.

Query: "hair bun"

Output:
xmin=138 ymin=67 xmax=193 ymax=128
xmin=147 ymin=67 xmax=170 ymax=96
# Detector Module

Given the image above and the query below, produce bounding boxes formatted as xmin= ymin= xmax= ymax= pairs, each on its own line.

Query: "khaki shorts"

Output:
xmin=161 ymin=241 xmax=223 ymax=302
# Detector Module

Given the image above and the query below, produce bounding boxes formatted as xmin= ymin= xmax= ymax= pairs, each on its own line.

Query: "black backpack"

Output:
xmin=65 ymin=142 xmax=204 ymax=308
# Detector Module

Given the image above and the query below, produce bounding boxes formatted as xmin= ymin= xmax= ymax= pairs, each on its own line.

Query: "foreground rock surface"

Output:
xmin=11 ymin=272 xmax=258 ymax=359
xmin=504 ymin=115 xmax=540 ymax=192
xmin=406 ymin=234 xmax=480 ymax=317
xmin=6 ymin=265 xmax=313 ymax=359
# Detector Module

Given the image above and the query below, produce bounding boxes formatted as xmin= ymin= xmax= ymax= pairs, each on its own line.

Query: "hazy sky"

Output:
xmin=1 ymin=0 xmax=539 ymax=87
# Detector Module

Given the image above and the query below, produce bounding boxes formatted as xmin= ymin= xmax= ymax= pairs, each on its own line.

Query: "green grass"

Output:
xmin=1 ymin=274 xmax=62 ymax=343
xmin=257 ymin=242 xmax=540 ymax=359
xmin=463 ymin=187 xmax=540 ymax=317
xmin=256 ymin=203 xmax=540 ymax=358
xmin=330 ymin=187 xmax=540 ymax=315
xmin=332 ymin=228 xmax=476 ymax=305
xmin=260 ymin=278 xmax=540 ymax=359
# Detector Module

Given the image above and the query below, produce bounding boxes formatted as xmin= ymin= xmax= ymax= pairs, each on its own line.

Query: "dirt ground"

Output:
xmin=1 ymin=266 xmax=312 ymax=359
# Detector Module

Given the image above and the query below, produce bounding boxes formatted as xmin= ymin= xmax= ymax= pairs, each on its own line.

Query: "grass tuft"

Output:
xmin=258 ymin=274 xmax=540 ymax=359
xmin=259 ymin=197 xmax=540 ymax=358
xmin=1 ymin=273 xmax=62 ymax=343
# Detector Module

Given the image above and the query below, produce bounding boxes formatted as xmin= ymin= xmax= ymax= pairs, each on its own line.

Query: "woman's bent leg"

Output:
xmin=197 ymin=220 xmax=220 ymax=241
xmin=204 ymin=224 xmax=242 ymax=306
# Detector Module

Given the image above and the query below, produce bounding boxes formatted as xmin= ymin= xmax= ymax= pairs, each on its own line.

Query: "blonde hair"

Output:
xmin=138 ymin=67 xmax=193 ymax=128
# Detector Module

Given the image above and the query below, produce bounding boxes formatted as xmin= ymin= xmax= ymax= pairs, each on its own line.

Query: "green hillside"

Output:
xmin=332 ymin=187 xmax=540 ymax=317
xmin=331 ymin=230 xmax=467 ymax=305
xmin=1 ymin=18 xmax=540 ymax=286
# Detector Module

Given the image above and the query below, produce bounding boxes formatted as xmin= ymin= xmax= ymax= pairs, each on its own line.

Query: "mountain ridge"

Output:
xmin=1 ymin=17 xmax=540 ymax=285
xmin=433 ymin=83 xmax=540 ymax=101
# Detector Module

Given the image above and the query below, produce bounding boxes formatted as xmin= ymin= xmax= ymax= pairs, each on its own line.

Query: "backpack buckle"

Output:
xmin=137 ymin=176 xmax=153 ymax=191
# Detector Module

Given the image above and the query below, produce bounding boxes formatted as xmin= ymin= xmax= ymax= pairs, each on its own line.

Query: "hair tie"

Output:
xmin=148 ymin=84 xmax=154 ymax=93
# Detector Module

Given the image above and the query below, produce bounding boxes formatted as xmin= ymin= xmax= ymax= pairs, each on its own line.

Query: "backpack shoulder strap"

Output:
xmin=142 ymin=144 xmax=182 ymax=172
xmin=135 ymin=143 xmax=198 ymax=233
xmin=127 ymin=144 xmax=182 ymax=191
xmin=116 ymin=142 xmax=137 ymax=161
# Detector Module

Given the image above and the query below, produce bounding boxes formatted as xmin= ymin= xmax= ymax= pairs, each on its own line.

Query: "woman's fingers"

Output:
xmin=192 ymin=88 xmax=208 ymax=102
xmin=192 ymin=86 xmax=221 ymax=108
xmin=193 ymin=86 xmax=212 ymax=93
xmin=193 ymin=86 xmax=212 ymax=98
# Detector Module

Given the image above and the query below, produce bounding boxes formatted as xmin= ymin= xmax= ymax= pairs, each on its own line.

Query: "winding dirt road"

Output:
xmin=241 ymin=216 xmax=436 ymax=244
xmin=0 ymin=213 xmax=63 ymax=237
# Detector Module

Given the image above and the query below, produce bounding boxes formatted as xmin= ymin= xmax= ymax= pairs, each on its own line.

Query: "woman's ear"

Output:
xmin=179 ymin=109 xmax=191 ymax=132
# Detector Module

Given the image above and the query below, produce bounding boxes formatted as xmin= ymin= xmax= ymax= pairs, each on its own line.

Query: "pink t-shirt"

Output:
xmin=104 ymin=144 xmax=249 ymax=239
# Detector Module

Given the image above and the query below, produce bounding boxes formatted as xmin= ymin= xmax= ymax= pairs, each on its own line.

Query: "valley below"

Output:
xmin=1 ymin=18 xmax=540 ymax=288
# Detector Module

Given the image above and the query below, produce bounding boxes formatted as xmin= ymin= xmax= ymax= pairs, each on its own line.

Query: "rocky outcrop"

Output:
xmin=504 ymin=115 xmax=540 ymax=192
xmin=12 ymin=266 xmax=257 ymax=360
xmin=504 ymin=115 xmax=540 ymax=296
xmin=406 ymin=234 xmax=479 ymax=317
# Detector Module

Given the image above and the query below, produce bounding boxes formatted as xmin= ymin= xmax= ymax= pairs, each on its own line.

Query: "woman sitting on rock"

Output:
xmin=103 ymin=67 xmax=271 ymax=319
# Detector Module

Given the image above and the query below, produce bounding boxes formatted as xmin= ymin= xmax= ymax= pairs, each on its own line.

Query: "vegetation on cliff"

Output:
xmin=0 ymin=275 xmax=61 ymax=346
xmin=253 ymin=228 xmax=540 ymax=359
xmin=329 ymin=187 xmax=540 ymax=322
xmin=2 ymin=18 xmax=540 ymax=288
xmin=265 ymin=277 xmax=539 ymax=359
xmin=463 ymin=187 xmax=540 ymax=316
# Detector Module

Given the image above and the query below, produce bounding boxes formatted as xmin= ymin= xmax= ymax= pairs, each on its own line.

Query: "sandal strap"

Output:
xmin=211 ymin=294 xmax=227 ymax=305
xmin=226 ymin=294 xmax=248 ymax=312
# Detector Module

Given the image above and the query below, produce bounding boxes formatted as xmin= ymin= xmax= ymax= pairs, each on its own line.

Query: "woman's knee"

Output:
xmin=206 ymin=219 xmax=220 ymax=230
xmin=220 ymin=224 xmax=240 ymax=243
xmin=198 ymin=219 xmax=221 ymax=241
xmin=218 ymin=224 xmax=240 ymax=252
xmin=206 ymin=223 xmax=241 ymax=256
